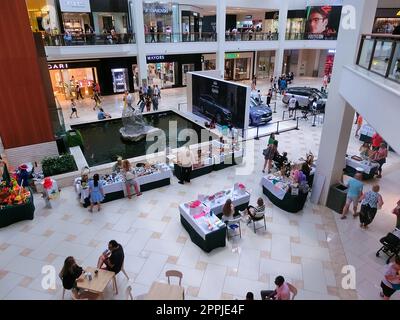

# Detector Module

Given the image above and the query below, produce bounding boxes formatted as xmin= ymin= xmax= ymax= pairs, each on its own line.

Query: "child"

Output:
xmin=70 ymin=99 xmax=78 ymax=118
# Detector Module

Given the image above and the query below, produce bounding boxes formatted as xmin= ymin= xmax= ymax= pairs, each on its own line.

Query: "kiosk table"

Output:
xmin=261 ymin=176 xmax=308 ymax=213
xmin=344 ymin=156 xmax=379 ymax=180
xmin=0 ymin=192 xmax=35 ymax=228
xmin=201 ymin=188 xmax=250 ymax=218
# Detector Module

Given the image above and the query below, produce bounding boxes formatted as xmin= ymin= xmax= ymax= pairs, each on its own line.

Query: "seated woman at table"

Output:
xmin=122 ymin=160 xmax=142 ymax=199
xmin=97 ymin=240 xmax=125 ymax=275
xmin=241 ymin=197 xmax=265 ymax=224
xmin=222 ymin=199 xmax=235 ymax=223
xmin=300 ymin=162 xmax=311 ymax=181
xmin=60 ymin=256 xmax=98 ymax=300
xmin=88 ymin=174 xmax=104 ymax=213
xmin=359 ymin=142 xmax=371 ymax=158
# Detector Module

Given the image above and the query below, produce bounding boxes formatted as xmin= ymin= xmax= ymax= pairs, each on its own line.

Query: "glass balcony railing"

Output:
xmin=144 ymin=32 xmax=217 ymax=43
xmin=356 ymin=34 xmax=400 ymax=84
xmin=225 ymin=32 xmax=278 ymax=41
xmin=42 ymin=33 xmax=136 ymax=46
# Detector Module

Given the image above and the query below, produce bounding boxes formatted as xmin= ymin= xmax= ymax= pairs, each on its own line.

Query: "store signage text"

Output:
xmin=225 ymin=53 xmax=240 ymax=59
xmin=59 ymin=0 xmax=91 ymax=13
xmin=144 ymin=6 xmax=170 ymax=15
xmin=147 ymin=55 xmax=165 ymax=62
xmin=48 ymin=63 xmax=69 ymax=70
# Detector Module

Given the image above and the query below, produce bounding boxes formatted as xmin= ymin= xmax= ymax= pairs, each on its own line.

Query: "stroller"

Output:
xmin=376 ymin=229 xmax=400 ymax=264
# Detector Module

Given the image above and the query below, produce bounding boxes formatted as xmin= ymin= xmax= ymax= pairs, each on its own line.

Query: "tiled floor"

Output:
xmin=1 ymin=77 xmax=399 ymax=300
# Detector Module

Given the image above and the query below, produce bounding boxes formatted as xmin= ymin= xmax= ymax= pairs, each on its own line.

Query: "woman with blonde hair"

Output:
xmin=122 ymin=160 xmax=141 ymax=199
xmin=359 ymin=184 xmax=384 ymax=229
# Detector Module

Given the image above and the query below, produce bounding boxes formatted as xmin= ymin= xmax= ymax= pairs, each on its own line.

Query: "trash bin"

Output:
xmin=326 ymin=183 xmax=348 ymax=214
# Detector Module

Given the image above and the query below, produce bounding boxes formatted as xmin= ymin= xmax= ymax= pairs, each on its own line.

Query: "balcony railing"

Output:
xmin=285 ymin=32 xmax=338 ymax=40
xmin=42 ymin=33 xmax=136 ymax=46
xmin=356 ymin=34 xmax=400 ymax=84
xmin=225 ymin=32 xmax=278 ymax=41
xmin=144 ymin=32 xmax=217 ymax=43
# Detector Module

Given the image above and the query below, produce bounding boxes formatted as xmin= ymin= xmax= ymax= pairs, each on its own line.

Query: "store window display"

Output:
xmin=25 ymin=0 xmax=59 ymax=33
xmin=143 ymin=1 xmax=178 ymax=42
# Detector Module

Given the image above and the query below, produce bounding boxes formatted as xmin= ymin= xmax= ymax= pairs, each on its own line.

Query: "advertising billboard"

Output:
xmin=191 ymin=74 xmax=248 ymax=130
xmin=305 ymin=6 xmax=342 ymax=40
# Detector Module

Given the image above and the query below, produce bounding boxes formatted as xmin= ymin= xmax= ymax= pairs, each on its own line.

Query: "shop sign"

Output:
xmin=245 ymin=15 xmax=252 ymax=19
xmin=225 ymin=53 xmax=240 ymax=59
xmin=143 ymin=5 xmax=170 ymax=15
xmin=146 ymin=55 xmax=166 ymax=63
xmin=48 ymin=63 xmax=69 ymax=70
xmin=59 ymin=0 xmax=91 ymax=13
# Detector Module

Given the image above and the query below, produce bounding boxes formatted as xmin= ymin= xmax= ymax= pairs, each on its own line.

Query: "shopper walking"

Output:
xmin=155 ymin=84 xmax=161 ymax=99
xmin=380 ymin=255 xmax=400 ymax=300
xmin=76 ymin=84 xmax=84 ymax=100
xmin=150 ymin=26 xmax=156 ymax=42
xmin=341 ymin=173 xmax=364 ymax=220
xmin=266 ymin=89 xmax=272 ymax=107
xmin=371 ymin=142 xmax=388 ymax=178
xmin=355 ymin=114 xmax=363 ymax=137
xmin=69 ymin=99 xmax=79 ymax=118
xmin=152 ymin=94 xmax=159 ymax=111
xmin=93 ymin=90 xmax=101 ymax=110
xmin=177 ymin=146 xmax=195 ymax=184
xmin=358 ymin=184 xmax=384 ymax=229
xmin=144 ymin=95 xmax=152 ymax=112
xmin=288 ymin=95 xmax=297 ymax=118
xmin=263 ymin=140 xmax=278 ymax=174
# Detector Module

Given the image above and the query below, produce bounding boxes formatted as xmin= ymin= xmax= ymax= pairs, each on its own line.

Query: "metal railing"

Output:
xmin=42 ymin=33 xmax=136 ymax=46
xmin=249 ymin=116 xmax=300 ymax=141
xmin=225 ymin=32 xmax=278 ymax=41
xmin=356 ymin=34 xmax=400 ymax=84
xmin=144 ymin=32 xmax=217 ymax=43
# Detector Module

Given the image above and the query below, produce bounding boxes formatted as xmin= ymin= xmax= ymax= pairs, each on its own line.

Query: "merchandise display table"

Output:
xmin=173 ymin=157 xmax=214 ymax=181
xmin=75 ymin=164 xmax=172 ymax=206
xmin=359 ymin=124 xmax=375 ymax=143
xmin=0 ymin=191 xmax=35 ymax=228
xmin=261 ymin=175 xmax=308 ymax=213
xmin=212 ymin=141 xmax=243 ymax=170
xmin=179 ymin=186 xmax=250 ymax=252
xmin=344 ymin=155 xmax=379 ymax=180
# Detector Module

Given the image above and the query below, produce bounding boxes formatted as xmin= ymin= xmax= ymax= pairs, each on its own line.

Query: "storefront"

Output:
xmin=146 ymin=54 xmax=202 ymax=88
xmin=286 ymin=10 xmax=306 ymax=39
xmin=90 ymin=0 xmax=130 ymax=33
xmin=55 ymin=0 xmax=93 ymax=35
xmin=224 ymin=52 xmax=253 ymax=81
xmin=373 ymin=8 xmax=400 ymax=33
xmin=143 ymin=1 xmax=179 ymax=42
xmin=256 ymin=51 xmax=275 ymax=79
xmin=264 ymin=11 xmax=279 ymax=33
xmin=48 ymin=57 xmax=137 ymax=99
xmin=25 ymin=0 xmax=60 ymax=33
xmin=202 ymin=54 xmax=216 ymax=71
xmin=181 ymin=10 xmax=201 ymax=41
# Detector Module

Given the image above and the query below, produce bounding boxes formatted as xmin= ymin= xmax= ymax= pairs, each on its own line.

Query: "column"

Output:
xmin=312 ymin=0 xmax=379 ymax=205
xmin=132 ymin=0 xmax=148 ymax=87
xmin=216 ymin=0 xmax=226 ymax=79
xmin=314 ymin=49 xmax=321 ymax=77
xmin=273 ymin=0 xmax=288 ymax=77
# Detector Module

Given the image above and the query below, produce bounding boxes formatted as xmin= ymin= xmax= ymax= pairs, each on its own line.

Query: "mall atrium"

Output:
xmin=0 ymin=0 xmax=399 ymax=301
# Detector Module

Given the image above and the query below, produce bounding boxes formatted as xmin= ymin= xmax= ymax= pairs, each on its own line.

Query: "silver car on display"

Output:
xmin=282 ymin=87 xmax=327 ymax=111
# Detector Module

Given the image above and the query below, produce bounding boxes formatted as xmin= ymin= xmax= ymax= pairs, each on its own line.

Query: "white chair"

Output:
xmin=226 ymin=216 xmax=242 ymax=240
xmin=249 ymin=209 xmax=266 ymax=234
xmin=287 ymin=283 xmax=298 ymax=300
xmin=125 ymin=285 xmax=133 ymax=300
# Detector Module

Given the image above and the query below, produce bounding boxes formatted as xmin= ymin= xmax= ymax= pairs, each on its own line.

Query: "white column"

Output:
xmin=216 ymin=0 xmax=226 ymax=79
xmin=312 ymin=0 xmax=379 ymax=205
xmin=132 ymin=0 xmax=148 ymax=87
xmin=314 ymin=49 xmax=321 ymax=76
xmin=273 ymin=0 xmax=288 ymax=77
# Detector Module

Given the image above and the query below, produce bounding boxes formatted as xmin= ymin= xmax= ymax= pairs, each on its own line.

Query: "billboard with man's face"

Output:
xmin=305 ymin=6 xmax=342 ymax=40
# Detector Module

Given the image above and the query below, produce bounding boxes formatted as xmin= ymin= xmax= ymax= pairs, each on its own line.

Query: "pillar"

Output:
xmin=132 ymin=0 xmax=148 ymax=87
xmin=216 ymin=0 xmax=226 ymax=79
xmin=0 ymin=0 xmax=58 ymax=166
xmin=312 ymin=0 xmax=379 ymax=205
xmin=273 ymin=0 xmax=288 ymax=77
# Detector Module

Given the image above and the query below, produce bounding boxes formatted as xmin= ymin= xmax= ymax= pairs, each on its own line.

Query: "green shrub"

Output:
xmin=42 ymin=154 xmax=77 ymax=177
xmin=66 ymin=129 xmax=84 ymax=148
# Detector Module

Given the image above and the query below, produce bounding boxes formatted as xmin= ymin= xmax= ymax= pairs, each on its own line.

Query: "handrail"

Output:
xmin=225 ymin=32 xmax=279 ymax=41
xmin=144 ymin=32 xmax=217 ymax=43
xmin=42 ymin=32 xmax=136 ymax=46
xmin=361 ymin=33 xmax=400 ymax=39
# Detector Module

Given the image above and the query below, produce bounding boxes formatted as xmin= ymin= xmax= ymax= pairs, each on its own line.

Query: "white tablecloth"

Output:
xmin=346 ymin=156 xmax=379 ymax=174
xmin=136 ymin=168 xmax=172 ymax=185
xmin=261 ymin=176 xmax=289 ymax=200
xmin=201 ymin=188 xmax=250 ymax=215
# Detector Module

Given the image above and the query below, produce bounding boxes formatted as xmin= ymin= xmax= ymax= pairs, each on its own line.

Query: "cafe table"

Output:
xmin=76 ymin=267 xmax=116 ymax=299
xmin=145 ymin=281 xmax=184 ymax=300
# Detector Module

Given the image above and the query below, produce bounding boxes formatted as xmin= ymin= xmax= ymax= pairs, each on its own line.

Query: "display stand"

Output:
xmin=0 ymin=192 xmax=35 ymax=228
xmin=344 ymin=156 xmax=379 ymax=180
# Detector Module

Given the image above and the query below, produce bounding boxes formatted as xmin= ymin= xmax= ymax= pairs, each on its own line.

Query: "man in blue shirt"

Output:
xmin=97 ymin=108 xmax=111 ymax=120
xmin=341 ymin=173 xmax=364 ymax=219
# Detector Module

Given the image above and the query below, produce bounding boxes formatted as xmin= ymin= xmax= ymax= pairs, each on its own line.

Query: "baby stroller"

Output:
xmin=376 ymin=229 xmax=400 ymax=264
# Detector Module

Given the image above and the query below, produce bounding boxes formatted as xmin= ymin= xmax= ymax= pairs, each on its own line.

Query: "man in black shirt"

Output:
xmin=97 ymin=240 xmax=124 ymax=274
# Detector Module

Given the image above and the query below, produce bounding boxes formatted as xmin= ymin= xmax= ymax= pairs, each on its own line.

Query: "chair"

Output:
xmin=125 ymin=285 xmax=133 ymax=300
xmin=287 ymin=283 xmax=297 ymax=300
xmin=226 ymin=216 xmax=242 ymax=240
xmin=165 ymin=270 xmax=183 ymax=286
xmin=249 ymin=209 xmax=267 ymax=234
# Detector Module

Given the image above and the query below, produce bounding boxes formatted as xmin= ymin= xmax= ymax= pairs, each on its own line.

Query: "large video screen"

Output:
xmin=192 ymin=74 xmax=248 ymax=129
xmin=305 ymin=6 xmax=342 ymax=40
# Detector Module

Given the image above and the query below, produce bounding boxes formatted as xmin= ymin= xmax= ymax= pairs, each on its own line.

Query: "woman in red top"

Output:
xmin=372 ymin=133 xmax=383 ymax=151
xmin=371 ymin=142 xmax=388 ymax=178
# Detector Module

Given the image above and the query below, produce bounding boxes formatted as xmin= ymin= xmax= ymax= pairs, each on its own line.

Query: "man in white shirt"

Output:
xmin=177 ymin=147 xmax=195 ymax=184
xmin=288 ymin=95 xmax=297 ymax=118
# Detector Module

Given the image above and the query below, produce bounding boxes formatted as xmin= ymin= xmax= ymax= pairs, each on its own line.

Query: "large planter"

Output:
xmin=0 ymin=191 xmax=35 ymax=228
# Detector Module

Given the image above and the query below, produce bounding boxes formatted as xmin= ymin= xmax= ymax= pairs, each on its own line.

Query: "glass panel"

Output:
xmin=358 ymin=39 xmax=375 ymax=69
xmin=388 ymin=42 xmax=400 ymax=83
xmin=370 ymin=40 xmax=393 ymax=76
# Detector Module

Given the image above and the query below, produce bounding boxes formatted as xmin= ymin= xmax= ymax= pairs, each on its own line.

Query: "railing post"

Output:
xmin=255 ymin=126 xmax=260 ymax=140
xmin=276 ymin=121 xmax=280 ymax=134
xmin=296 ymin=117 xmax=299 ymax=130
xmin=282 ymin=111 xmax=285 ymax=121
xmin=312 ymin=113 xmax=317 ymax=127
xmin=273 ymin=102 xmax=277 ymax=113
